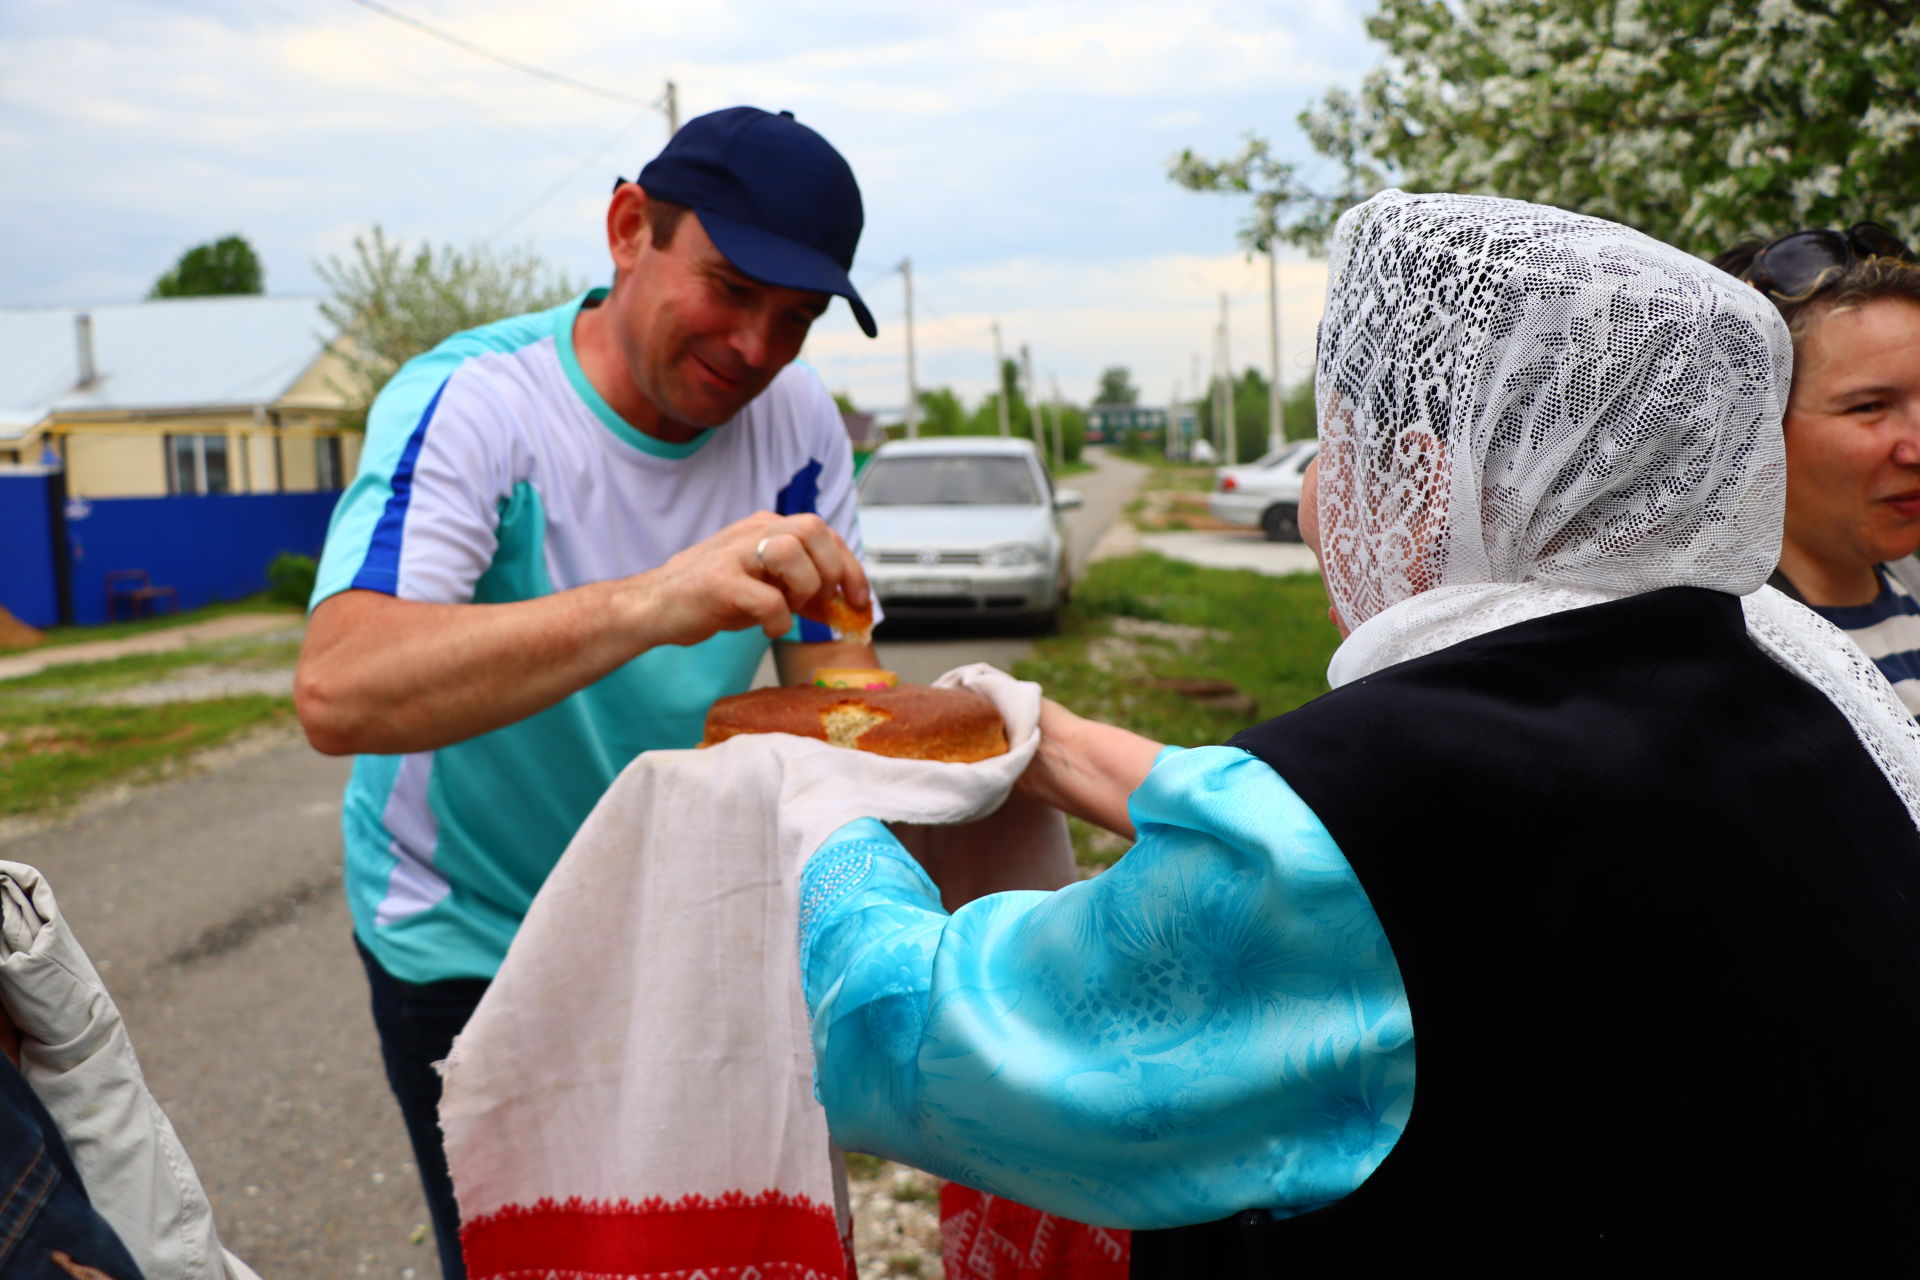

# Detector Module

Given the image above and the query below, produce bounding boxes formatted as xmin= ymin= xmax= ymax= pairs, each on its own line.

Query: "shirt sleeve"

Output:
xmin=310 ymin=351 xmax=514 ymax=610
xmin=769 ymin=364 xmax=885 ymax=644
xmin=798 ymin=745 xmax=1414 ymax=1230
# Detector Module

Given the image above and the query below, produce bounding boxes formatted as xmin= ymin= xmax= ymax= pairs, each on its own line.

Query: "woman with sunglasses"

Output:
xmin=1715 ymin=223 xmax=1920 ymax=712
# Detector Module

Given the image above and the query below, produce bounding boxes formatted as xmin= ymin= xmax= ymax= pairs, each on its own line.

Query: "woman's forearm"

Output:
xmin=1016 ymin=699 xmax=1163 ymax=838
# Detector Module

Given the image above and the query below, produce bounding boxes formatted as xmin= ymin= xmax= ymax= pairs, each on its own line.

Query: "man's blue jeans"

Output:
xmin=356 ymin=938 xmax=489 ymax=1280
xmin=0 ymin=1056 xmax=145 ymax=1279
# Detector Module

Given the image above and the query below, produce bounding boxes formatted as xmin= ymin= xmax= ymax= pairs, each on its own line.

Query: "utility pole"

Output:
xmin=1219 ymin=291 xmax=1237 ymax=466
xmin=1268 ymin=248 xmax=1285 ymax=450
xmin=1170 ymin=378 xmax=1181 ymax=460
xmin=900 ymin=258 xmax=919 ymax=439
xmin=664 ymin=80 xmax=679 ymax=134
xmin=1213 ymin=319 xmax=1230 ymax=464
xmin=1020 ymin=343 xmax=1048 ymax=467
xmin=1050 ymin=374 xmax=1066 ymax=474
xmin=991 ymin=321 xmax=1011 ymax=437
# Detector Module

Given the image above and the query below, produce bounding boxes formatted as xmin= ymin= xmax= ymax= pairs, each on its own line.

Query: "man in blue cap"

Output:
xmin=294 ymin=107 xmax=882 ymax=1279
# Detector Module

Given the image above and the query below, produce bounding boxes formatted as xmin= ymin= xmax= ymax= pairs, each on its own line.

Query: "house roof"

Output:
xmin=0 ymin=295 xmax=336 ymax=439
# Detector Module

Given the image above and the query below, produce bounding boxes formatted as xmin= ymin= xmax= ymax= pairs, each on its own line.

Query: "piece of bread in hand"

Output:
xmin=802 ymin=592 xmax=873 ymax=643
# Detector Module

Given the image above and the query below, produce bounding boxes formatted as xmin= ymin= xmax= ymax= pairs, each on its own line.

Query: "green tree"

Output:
xmin=149 ymin=234 xmax=265 ymax=298
xmin=1051 ymin=402 xmax=1087 ymax=466
xmin=968 ymin=359 xmax=1034 ymax=438
xmin=1178 ymin=0 xmax=1920 ymax=255
xmin=1094 ymin=366 xmax=1139 ymax=406
xmin=317 ymin=226 xmax=584 ymax=429
xmin=1195 ymin=367 xmax=1320 ymax=462
xmin=916 ymin=386 xmax=968 ymax=436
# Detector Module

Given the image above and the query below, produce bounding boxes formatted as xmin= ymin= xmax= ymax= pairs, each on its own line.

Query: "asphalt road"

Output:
xmin=0 ymin=448 xmax=1147 ymax=1278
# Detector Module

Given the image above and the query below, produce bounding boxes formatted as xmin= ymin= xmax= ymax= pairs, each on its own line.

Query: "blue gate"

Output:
xmin=0 ymin=472 xmax=60 ymax=628
xmin=63 ymin=491 xmax=341 ymax=625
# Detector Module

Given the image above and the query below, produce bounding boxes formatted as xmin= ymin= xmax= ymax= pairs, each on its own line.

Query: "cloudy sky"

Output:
xmin=1 ymin=0 xmax=1379 ymax=414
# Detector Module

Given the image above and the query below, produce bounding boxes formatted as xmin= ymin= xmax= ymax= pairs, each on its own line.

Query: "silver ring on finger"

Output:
xmin=754 ymin=536 xmax=773 ymax=571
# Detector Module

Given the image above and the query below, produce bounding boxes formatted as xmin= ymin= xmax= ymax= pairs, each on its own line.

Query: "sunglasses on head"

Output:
xmin=1744 ymin=221 xmax=1915 ymax=301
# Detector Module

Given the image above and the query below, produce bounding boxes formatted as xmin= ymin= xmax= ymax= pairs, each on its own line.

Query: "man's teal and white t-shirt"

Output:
xmin=312 ymin=289 xmax=871 ymax=984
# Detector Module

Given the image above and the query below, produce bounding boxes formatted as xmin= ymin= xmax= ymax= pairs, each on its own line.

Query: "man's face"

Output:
xmin=608 ymin=196 xmax=830 ymax=430
xmin=1783 ymin=298 xmax=1920 ymax=573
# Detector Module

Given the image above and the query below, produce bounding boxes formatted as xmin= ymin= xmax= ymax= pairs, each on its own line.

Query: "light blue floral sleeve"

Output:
xmin=798 ymin=744 xmax=1413 ymax=1230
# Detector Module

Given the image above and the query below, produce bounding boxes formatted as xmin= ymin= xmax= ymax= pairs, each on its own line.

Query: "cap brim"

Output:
xmin=697 ymin=208 xmax=878 ymax=338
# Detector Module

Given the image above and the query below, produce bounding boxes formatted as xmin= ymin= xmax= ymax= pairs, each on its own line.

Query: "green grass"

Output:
xmin=1012 ymin=552 xmax=1340 ymax=869
xmin=0 ymin=623 xmax=305 ymax=816
xmin=0 ymin=595 xmax=299 ymax=657
xmin=1140 ymin=460 xmax=1218 ymax=493
xmin=843 ymin=1151 xmax=887 ymax=1180
xmin=0 ymin=697 xmax=295 ymax=817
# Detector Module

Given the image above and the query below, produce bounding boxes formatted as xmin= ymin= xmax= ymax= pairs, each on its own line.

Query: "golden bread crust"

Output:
xmin=702 ymin=683 xmax=1008 ymax=762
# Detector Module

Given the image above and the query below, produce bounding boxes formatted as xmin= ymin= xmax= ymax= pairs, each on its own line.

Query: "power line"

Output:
xmin=487 ymin=109 xmax=659 ymax=243
xmin=342 ymin=0 xmax=669 ymax=113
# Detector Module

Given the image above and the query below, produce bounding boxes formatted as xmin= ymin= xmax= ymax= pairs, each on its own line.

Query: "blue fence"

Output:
xmin=0 ymin=473 xmax=60 ymax=628
xmin=0 ymin=483 xmax=341 ymax=629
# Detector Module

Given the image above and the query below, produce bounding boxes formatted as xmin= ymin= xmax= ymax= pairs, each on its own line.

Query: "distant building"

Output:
xmin=839 ymin=405 xmax=882 ymax=450
xmin=0 ymin=295 xmax=362 ymax=496
xmin=1085 ymin=402 xmax=1168 ymax=445
xmin=0 ymin=295 xmax=364 ymax=628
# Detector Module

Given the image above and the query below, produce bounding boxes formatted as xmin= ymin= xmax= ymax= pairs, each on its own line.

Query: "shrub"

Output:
xmin=267 ymin=552 xmax=318 ymax=608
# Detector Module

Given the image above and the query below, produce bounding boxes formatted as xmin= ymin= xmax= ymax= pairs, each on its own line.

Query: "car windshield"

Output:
xmin=860 ymin=455 xmax=1041 ymax=506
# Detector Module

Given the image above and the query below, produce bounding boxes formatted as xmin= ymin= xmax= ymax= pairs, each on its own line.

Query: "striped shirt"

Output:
xmin=1812 ymin=565 xmax=1920 ymax=718
xmin=311 ymin=289 xmax=872 ymax=983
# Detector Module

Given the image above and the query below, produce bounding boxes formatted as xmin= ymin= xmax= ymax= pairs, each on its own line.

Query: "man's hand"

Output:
xmin=630 ymin=511 xmax=871 ymax=647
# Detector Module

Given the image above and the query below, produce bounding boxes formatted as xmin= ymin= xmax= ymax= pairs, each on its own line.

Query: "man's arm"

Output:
xmin=296 ymin=511 xmax=869 ymax=756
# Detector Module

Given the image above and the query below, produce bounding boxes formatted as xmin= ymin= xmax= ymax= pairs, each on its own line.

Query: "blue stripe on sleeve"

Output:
xmin=777 ymin=457 xmax=833 ymax=641
xmin=350 ymin=377 xmax=450 ymax=596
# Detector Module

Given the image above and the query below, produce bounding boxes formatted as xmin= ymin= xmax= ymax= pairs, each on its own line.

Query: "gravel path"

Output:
xmin=87 ymin=664 xmax=297 ymax=705
xmin=851 ymin=1164 xmax=946 ymax=1278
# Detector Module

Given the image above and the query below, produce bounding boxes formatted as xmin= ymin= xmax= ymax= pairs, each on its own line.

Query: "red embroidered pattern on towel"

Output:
xmin=939 ymin=1185 xmax=1130 ymax=1280
xmin=460 ymin=1189 xmax=851 ymax=1280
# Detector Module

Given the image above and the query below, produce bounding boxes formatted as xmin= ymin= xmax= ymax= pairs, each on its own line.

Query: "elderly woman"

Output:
xmin=798 ymin=193 xmax=1920 ymax=1271
xmin=1713 ymin=226 xmax=1920 ymax=711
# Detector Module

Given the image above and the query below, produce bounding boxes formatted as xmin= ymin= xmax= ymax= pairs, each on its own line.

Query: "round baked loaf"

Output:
xmin=702 ymin=683 xmax=1007 ymax=762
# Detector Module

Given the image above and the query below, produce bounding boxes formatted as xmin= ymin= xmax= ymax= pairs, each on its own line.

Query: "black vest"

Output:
xmin=1132 ymin=588 xmax=1920 ymax=1276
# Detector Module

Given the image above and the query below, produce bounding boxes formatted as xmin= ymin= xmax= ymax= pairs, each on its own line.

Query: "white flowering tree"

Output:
xmin=1177 ymin=0 xmax=1920 ymax=256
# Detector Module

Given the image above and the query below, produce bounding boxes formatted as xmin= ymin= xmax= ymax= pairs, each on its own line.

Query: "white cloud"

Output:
xmin=0 ymin=0 xmax=1375 ymax=414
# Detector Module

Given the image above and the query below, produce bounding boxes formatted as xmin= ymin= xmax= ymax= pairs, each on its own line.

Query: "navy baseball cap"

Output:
xmin=634 ymin=106 xmax=876 ymax=338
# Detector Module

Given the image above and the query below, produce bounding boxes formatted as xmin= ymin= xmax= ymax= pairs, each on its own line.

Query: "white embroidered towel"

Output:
xmin=440 ymin=664 xmax=1071 ymax=1279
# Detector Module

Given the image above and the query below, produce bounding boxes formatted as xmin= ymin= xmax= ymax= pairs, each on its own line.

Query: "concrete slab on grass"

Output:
xmin=1137 ymin=530 xmax=1321 ymax=578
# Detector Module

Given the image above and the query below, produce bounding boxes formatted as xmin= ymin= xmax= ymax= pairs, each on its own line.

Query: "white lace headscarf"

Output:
xmin=1319 ymin=190 xmax=1920 ymax=830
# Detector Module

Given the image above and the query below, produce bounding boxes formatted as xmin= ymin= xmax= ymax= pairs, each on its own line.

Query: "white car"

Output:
xmin=1209 ymin=439 xmax=1319 ymax=541
xmin=856 ymin=437 xmax=1081 ymax=632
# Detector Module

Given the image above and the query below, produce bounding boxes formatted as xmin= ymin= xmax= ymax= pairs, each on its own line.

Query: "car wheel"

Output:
xmin=1262 ymin=503 xmax=1301 ymax=542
